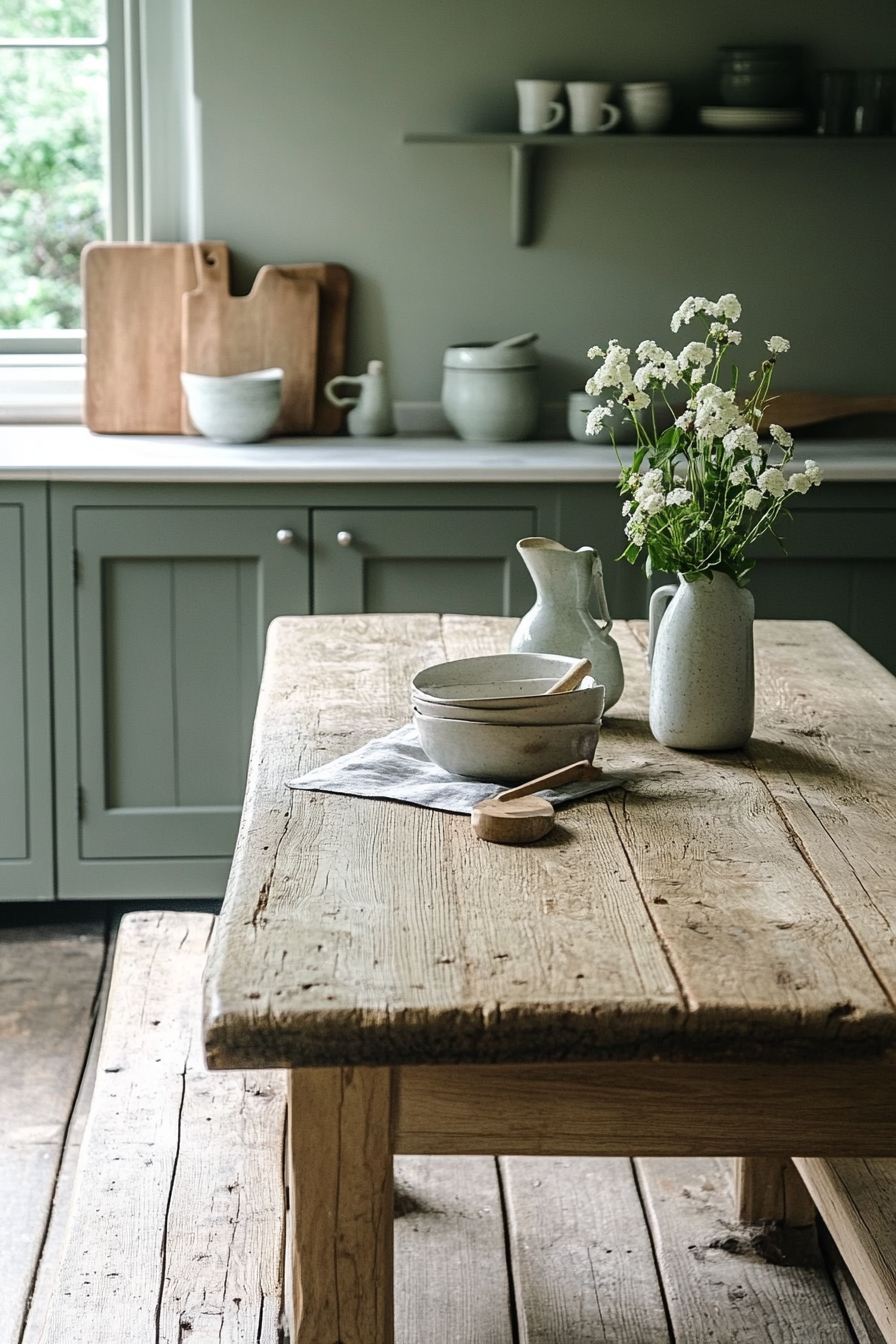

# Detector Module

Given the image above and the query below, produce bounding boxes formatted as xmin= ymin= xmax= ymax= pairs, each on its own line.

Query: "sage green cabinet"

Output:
xmin=51 ymin=490 xmax=310 ymax=900
xmin=0 ymin=485 xmax=53 ymax=900
xmin=312 ymin=506 xmax=536 ymax=615
xmin=2 ymin=473 xmax=894 ymax=904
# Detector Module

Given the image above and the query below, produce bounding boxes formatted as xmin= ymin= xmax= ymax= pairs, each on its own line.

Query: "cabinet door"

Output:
xmin=55 ymin=505 xmax=309 ymax=898
xmin=0 ymin=485 xmax=53 ymax=900
xmin=311 ymin=507 xmax=536 ymax=615
xmin=750 ymin=508 xmax=896 ymax=674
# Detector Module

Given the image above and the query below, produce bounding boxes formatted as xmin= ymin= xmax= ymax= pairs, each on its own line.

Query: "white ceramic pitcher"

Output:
xmin=647 ymin=572 xmax=754 ymax=749
xmin=510 ymin=537 xmax=625 ymax=709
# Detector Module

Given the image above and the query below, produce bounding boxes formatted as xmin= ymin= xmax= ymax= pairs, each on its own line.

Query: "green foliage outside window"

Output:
xmin=0 ymin=0 xmax=106 ymax=330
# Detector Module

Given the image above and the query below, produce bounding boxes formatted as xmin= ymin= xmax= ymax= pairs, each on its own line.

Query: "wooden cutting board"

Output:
xmin=83 ymin=242 xmax=199 ymax=433
xmin=759 ymin=392 xmax=896 ymax=431
xmin=181 ymin=243 xmax=320 ymax=436
xmin=283 ymin=262 xmax=352 ymax=435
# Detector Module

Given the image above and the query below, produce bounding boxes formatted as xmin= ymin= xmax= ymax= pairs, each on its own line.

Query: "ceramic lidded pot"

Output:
xmin=441 ymin=333 xmax=540 ymax=442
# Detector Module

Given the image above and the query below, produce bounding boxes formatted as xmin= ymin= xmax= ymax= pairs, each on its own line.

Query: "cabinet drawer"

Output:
xmin=311 ymin=507 xmax=536 ymax=615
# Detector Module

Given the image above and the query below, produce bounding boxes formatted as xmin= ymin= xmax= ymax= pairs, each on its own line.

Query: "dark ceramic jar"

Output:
xmin=718 ymin=45 xmax=801 ymax=107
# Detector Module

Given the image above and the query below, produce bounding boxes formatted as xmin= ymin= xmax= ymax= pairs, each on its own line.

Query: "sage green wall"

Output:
xmin=193 ymin=0 xmax=896 ymax=404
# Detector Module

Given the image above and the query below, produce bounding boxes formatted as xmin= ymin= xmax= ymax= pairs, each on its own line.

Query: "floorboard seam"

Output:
xmin=494 ymin=1157 xmax=522 ymax=1344
xmin=631 ymin=1158 xmax=678 ymax=1344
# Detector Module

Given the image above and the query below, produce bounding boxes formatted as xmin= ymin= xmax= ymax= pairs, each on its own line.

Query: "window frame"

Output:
xmin=0 ymin=0 xmax=201 ymax=360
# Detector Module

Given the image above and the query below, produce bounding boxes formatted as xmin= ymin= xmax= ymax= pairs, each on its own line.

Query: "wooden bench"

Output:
xmin=36 ymin=911 xmax=287 ymax=1344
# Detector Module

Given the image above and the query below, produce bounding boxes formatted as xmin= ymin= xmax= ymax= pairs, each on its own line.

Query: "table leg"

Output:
xmin=735 ymin=1157 xmax=816 ymax=1226
xmin=286 ymin=1066 xmax=394 ymax=1344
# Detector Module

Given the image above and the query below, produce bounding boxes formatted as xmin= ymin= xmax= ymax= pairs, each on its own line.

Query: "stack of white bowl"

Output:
xmin=412 ymin=653 xmax=605 ymax=784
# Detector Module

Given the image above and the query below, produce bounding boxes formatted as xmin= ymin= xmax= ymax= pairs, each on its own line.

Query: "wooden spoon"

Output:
xmin=545 ymin=658 xmax=591 ymax=695
xmin=471 ymin=758 xmax=603 ymax=845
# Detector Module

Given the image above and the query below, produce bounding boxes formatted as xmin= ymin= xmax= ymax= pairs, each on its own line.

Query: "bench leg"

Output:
xmin=286 ymin=1067 xmax=394 ymax=1344
xmin=735 ymin=1156 xmax=816 ymax=1226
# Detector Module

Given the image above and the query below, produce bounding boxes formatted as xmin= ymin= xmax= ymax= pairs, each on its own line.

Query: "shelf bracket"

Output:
xmin=510 ymin=144 xmax=536 ymax=247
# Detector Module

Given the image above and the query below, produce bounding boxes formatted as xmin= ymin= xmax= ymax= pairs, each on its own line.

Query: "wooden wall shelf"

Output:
xmin=403 ymin=132 xmax=895 ymax=247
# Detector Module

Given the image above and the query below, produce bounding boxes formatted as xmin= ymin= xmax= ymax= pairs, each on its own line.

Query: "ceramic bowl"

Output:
xmin=413 ymin=653 xmax=579 ymax=702
xmin=414 ymin=711 xmax=600 ymax=783
xmin=181 ymin=367 xmax=284 ymax=444
xmin=412 ymin=681 xmax=604 ymax=723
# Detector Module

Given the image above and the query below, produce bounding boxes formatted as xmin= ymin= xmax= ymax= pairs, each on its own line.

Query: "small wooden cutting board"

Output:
xmin=759 ymin=391 xmax=896 ymax=431
xmin=181 ymin=242 xmax=320 ymax=435
xmin=83 ymin=242 xmax=198 ymax=433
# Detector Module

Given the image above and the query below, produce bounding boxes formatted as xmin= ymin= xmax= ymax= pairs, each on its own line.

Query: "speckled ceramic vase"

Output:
xmin=647 ymin=572 xmax=754 ymax=750
xmin=510 ymin=537 xmax=625 ymax=709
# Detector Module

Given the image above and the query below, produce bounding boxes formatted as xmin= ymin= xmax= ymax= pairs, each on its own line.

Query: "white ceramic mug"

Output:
xmin=516 ymin=80 xmax=565 ymax=134
xmin=566 ymin=82 xmax=622 ymax=135
xmin=622 ymin=81 xmax=673 ymax=133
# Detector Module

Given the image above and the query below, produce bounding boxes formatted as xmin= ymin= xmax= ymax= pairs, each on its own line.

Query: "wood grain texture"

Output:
xmin=204 ymin=615 xmax=896 ymax=1069
xmin=637 ymin=1156 xmax=854 ymax=1343
xmin=285 ymin=262 xmax=351 ymax=435
xmin=394 ymin=1157 xmax=513 ymax=1344
xmin=287 ymin=1066 xmax=393 ymax=1344
xmin=82 ymin=242 xmax=198 ymax=433
xmin=758 ymin=391 xmax=896 ymax=431
xmin=393 ymin=1061 xmax=896 ymax=1156
xmin=820 ymin=1221 xmax=888 ymax=1344
xmin=794 ymin=1158 xmax=896 ymax=1344
xmin=735 ymin=1157 xmax=816 ymax=1226
xmin=38 ymin=911 xmax=286 ymax=1344
xmin=501 ymin=1157 xmax=670 ymax=1344
xmin=182 ymin=242 xmax=319 ymax=435
xmin=0 ymin=922 xmax=106 ymax=1344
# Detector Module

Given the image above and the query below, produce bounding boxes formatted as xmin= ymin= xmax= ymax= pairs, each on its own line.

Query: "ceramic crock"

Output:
xmin=441 ymin=339 xmax=539 ymax=441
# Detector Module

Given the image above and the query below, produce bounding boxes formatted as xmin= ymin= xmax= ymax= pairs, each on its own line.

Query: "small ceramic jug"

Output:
xmin=324 ymin=360 xmax=396 ymax=436
xmin=647 ymin=572 xmax=755 ymax=749
xmin=510 ymin=537 xmax=625 ymax=709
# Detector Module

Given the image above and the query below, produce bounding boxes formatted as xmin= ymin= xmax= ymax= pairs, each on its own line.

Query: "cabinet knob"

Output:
xmin=276 ymin=529 xmax=295 ymax=546
xmin=336 ymin=530 xmax=353 ymax=548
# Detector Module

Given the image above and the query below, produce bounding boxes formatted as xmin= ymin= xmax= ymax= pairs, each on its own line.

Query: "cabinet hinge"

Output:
xmin=77 ymin=786 xmax=85 ymax=821
xmin=72 ymin=548 xmax=82 ymax=585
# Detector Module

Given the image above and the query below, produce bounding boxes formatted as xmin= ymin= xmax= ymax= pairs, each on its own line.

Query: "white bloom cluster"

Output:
xmin=786 ymin=460 xmax=824 ymax=494
xmin=769 ymin=424 xmax=794 ymax=449
xmin=709 ymin=321 xmax=742 ymax=346
xmin=665 ymin=487 xmax=693 ymax=506
xmin=677 ymin=341 xmax=714 ymax=374
xmin=692 ymin=383 xmax=742 ymax=443
xmin=634 ymin=339 xmax=681 ymax=390
xmin=730 ymin=462 xmax=750 ymax=486
xmin=584 ymin=404 xmax=614 ymax=436
xmin=586 ymin=339 xmax=651 ymax=410
xmin=671 ymin=292 xmax=742 ymax=333
xmin=587 ymin=345 xmax=605 ymax=360
xmin=766 ymin=336 xmax=790 ymax=354
xmin=757 ymin=466 xmax=787 ymax=499
xmin=804 ymin=459 xmax=823 ymax=484
xmin=722 ymin=424 xmax=760 ymax=456
xmin=743 ymin=488 xmax=763 ymax=509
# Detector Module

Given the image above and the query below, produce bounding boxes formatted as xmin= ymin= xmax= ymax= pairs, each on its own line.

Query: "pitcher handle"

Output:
xmin=647 ymin=584 xmax=678 ymax=669
xmin=324 ymin=375 xmax=363 ymax=409
xmin=591 ymin=555 xmax=613 ymax=633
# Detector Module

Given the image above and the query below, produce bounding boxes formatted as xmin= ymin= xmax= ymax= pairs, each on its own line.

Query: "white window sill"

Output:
xmin=0 ymin=356 xmax=85 ymax=424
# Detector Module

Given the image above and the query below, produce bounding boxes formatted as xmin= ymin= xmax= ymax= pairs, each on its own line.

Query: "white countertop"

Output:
xmin=2 ymin=424 xmax=896 ymax=482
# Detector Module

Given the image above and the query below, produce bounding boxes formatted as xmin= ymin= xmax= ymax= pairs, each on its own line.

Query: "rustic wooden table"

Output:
xmin=203 ymin=614 xmax=896 ymax=1344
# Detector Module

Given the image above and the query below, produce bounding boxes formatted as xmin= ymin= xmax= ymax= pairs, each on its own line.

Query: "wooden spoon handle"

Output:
xmin=497 ymin=758 xmax=602 ymax=802
xmin=546 ymin=658 xmax=592 ymax=695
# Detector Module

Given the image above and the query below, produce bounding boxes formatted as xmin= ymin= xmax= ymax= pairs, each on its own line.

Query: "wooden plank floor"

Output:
xmin=2 ymin=910 xmax=876 ymax=1344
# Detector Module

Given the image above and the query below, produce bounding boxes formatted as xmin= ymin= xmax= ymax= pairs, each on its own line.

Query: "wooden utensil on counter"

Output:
xmin=758 ymin=391 xmax=896 ymax=431
xmin=181 ymin=242 xmax=320 ymax=436
xmin=83 ymin=242 xmax=199 ymax=433
xmin=471 ymin=757 xmax=603 ymax=844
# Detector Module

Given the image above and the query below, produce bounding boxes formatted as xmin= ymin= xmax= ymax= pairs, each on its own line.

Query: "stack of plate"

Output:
xmin=699 ymin=106 xmax=805 ymax=133
xmin=412 ymin=653 xmax=605 ymax=783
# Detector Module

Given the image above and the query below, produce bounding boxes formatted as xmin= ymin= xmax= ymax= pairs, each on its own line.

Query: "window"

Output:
xmin=0 ymin=0 xmax=201 ymax=382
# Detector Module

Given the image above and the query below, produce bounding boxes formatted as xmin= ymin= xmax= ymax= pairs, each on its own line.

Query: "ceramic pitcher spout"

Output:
xmin=510 ymin=537 xmax=625 ymax=709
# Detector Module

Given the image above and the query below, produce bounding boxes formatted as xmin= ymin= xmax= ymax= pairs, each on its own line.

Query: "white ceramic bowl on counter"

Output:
xmin=414 ymin=711 xmax=600 ymax=783
xmin=181 ymin=367 xmax=283 ymax=443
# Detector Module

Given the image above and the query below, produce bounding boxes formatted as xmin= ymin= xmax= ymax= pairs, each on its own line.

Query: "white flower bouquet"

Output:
xmin=585 ymin=293 xmax=822 ymax=585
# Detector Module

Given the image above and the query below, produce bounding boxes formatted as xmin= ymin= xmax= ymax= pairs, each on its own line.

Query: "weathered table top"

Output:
xmin=203 ymin=615 xmax=896 ymax=1070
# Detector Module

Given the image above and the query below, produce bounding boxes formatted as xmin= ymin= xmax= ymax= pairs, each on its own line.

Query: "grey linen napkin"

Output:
xmin=287 ymin=723 xmax=623 ymax=815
